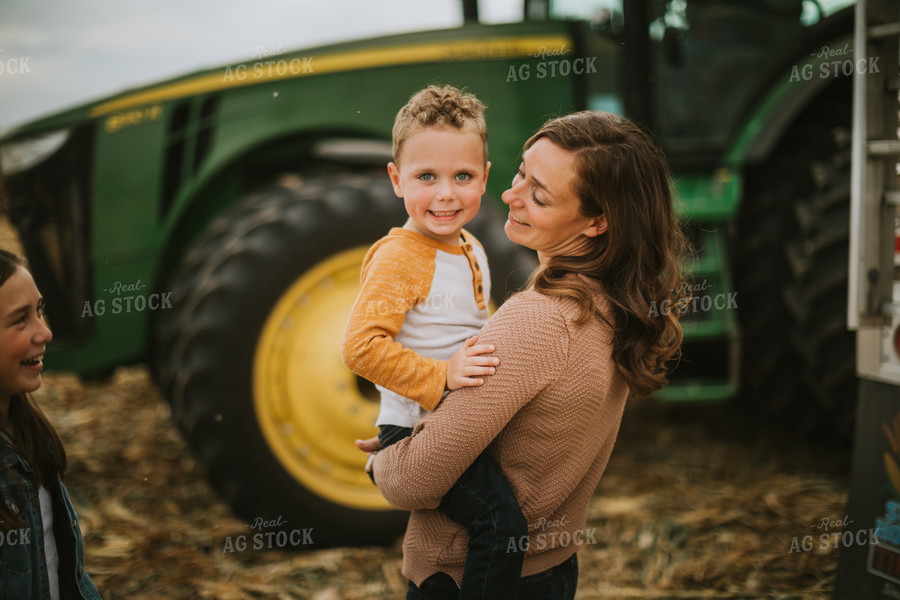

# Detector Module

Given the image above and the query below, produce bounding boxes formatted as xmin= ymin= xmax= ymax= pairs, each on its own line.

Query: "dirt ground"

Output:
xmin=30 ymin=368 xmax=848 ymax=600
xmin=1 ymin=216 xmax=849 ymax=599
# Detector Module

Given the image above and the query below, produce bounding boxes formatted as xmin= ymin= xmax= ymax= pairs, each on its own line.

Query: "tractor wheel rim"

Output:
xmin=253 ymin=246 xmax=391 ymax=510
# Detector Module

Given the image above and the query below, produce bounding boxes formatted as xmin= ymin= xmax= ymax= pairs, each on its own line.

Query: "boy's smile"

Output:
xmin=388 ymin=125 xmax=490 ymax=246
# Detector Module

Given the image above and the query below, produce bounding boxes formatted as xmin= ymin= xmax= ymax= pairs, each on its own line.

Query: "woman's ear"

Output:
xmin=584 ymin=214 xmax=609 ymax=238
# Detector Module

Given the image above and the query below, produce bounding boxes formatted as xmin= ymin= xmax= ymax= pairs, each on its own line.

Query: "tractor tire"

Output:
xmin=151 ymin=175 xmax=534 ymax=546
xmin=736 ymin=78 xmax=856 ymax=442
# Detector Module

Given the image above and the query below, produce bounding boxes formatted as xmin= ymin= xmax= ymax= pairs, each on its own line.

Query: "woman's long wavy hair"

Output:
xmin=0 ymin=249 xmax=66 ymax=530
xmin=524 ymin=111 xmax=691 ymax=398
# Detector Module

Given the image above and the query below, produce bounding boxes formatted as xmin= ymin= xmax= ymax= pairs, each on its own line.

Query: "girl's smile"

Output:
xmin=0 ymin=266 xmax=52 ymax=402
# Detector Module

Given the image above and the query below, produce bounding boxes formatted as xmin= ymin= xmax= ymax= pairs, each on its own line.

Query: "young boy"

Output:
xmin=341 ymin=85 xmax=527 ymax=598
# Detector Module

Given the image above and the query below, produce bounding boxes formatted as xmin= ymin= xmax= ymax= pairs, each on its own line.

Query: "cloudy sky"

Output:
xmin=0 ymin=0 xmax=522 ymax=133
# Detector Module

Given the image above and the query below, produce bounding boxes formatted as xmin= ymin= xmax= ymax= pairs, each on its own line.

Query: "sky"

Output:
xmin=0 ymin=0 xmax=522 ymax=133
xmin=0 ymin=0 xmax=855 ymax=134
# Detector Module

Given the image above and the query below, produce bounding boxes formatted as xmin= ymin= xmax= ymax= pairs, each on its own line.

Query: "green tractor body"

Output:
xmin=0 ymin=0 xmax=858 ymax=544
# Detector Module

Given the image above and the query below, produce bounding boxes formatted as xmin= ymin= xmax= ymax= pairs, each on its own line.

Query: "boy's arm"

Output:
xmin=372 ymin=291 xmax=571 ymax=510
xmin=341 ymin=239 xmax=447 ymax=411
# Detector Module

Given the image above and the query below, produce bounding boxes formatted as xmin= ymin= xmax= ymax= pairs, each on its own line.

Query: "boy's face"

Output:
xmin=0 ymin=267 xmax=52 ymax=404
xmin=388 ymin=125 xmax=490 ymax=246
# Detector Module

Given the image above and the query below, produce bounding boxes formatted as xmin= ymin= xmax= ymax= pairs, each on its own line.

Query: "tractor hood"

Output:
xmin=1 ymin=20 xmax=573 ymax=143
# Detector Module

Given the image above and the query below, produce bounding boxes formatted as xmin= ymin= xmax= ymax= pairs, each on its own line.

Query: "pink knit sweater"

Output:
xmin=373 ymin=278 xmax=630 ymax=587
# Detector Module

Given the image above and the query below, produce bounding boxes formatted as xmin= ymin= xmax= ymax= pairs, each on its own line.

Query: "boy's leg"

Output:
xmin=378 ymin=425 xmax=415 ymax=448
xmin=367 ymin=426 xmax=414 ymax=484
xmin=438 ymin=452 xmax=528 ymax=600
xmin=406 ymin=572 xmax=461 ymax=600
xmin=516 ymin=553 xmax=578 ymax=600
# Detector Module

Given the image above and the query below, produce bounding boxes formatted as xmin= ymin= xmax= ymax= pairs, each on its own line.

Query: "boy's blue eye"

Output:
xmin=455 ymin=173 xmax=472 ymax=182
xmin=418 ymin=173 xmax=435 ymax=181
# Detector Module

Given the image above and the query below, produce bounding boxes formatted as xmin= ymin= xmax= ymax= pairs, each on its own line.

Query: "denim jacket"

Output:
xmin=0 ymin=434 xmax=101 ymax=599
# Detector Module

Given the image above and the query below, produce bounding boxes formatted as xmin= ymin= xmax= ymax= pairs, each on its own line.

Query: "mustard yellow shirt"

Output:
xmin=341 ymin=227 xmax=490 ymax=427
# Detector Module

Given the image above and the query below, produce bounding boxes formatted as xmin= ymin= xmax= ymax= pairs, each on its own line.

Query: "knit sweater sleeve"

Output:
xmin=340 ymin=235 xmax=447 ymax=411
xmin=372 ymin=290 xmax=568 ymax=509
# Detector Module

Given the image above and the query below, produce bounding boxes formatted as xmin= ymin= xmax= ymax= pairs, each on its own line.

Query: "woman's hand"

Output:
xmin=446 ymin=335 xmax=499 ymax=390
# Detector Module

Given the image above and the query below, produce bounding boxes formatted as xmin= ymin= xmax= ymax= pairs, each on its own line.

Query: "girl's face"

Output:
xmin=501 ymin=138 xmax=607 ymax=264
xmin=0 ymin=267 xmax=52 ymax=402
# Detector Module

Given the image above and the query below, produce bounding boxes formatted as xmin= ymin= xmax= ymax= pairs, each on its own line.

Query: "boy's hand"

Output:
xmin=356 ymin=436 xmax=383 ymax=453
xmin=447 ymin=335 xmax=499 ymax=391
xmin=356 ymin=437 xmax=382 ymax=475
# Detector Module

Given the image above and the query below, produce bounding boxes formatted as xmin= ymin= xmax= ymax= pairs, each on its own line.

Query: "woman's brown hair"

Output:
xmin=524 ymin=111 xmax=691 ymax=398
xmin=0 ymin=249 xmax=67 ymax=530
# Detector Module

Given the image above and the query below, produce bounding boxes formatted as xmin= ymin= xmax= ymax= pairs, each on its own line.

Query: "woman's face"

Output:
xmin=0 ymin=267 xmax=52 ymax=403
xmin=501 ymin=138 xmax=607 ymax=264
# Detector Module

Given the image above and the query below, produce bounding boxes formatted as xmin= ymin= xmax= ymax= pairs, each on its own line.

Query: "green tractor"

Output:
xmin=0 ymin=0 xmax=858 ymax=545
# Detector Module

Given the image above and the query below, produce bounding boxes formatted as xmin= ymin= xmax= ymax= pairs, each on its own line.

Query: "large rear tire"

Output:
xmin=151 ymin=175 xmax=534 ymax=546
xmin=737 ymin=78 xmax=856 ymax=441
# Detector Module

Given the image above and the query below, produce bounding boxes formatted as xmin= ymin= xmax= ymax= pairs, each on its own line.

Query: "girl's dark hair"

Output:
xmin=0 ymin=249 xmax=66 ymax=530
xmin=524 ymin=111 xmax=691 ymax=398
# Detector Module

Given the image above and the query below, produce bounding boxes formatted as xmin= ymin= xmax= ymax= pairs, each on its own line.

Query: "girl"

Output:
xmin=0 ymin=249 xmax=101 ymax=599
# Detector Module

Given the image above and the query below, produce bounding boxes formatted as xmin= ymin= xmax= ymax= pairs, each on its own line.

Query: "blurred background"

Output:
xmin=0 ymin=0 xmax=878 ymax=597
xmin=0 ymin=0 xmax=534 ymax=133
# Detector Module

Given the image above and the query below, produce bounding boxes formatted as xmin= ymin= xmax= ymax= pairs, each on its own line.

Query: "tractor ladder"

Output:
xmin=834 ymin=7 xmax=900 ymax=596
xmin=849 ymin=0 xmax=900 ymax=383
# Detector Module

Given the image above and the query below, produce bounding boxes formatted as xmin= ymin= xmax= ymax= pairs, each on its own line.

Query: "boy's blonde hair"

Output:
xmin=391 ymin=85 xmax=488 ymax=165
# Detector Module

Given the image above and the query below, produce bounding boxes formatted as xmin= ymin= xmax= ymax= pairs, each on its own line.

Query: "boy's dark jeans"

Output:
xmin=378 ymin=425 xmax=528 ymax=600
xmin=406 ymin=553 xmax=578 ymax=600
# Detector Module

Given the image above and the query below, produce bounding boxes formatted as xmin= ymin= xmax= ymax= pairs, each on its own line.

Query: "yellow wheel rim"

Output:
xmin=253 ymin=247 xmax=390 ymax=511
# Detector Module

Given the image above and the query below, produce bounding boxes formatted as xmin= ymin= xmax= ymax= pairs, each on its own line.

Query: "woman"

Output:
xmin=0 ymin=249 xmax=102 ymax=599
xmin=371 ymin=111 xmax=689 ymax=598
